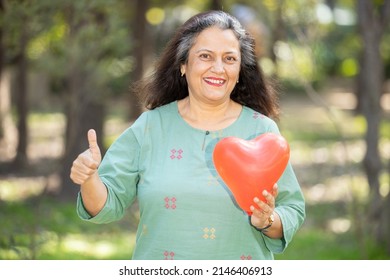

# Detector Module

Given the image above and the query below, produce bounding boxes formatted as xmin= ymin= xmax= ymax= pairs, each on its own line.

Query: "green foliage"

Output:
xmin=2 ymin=0 xmax=135 ymax=102
xmin=382 ymin=120 xmax=390 ymax=139
xmin=276 ymin=229 xmax=389 ymax=260
xmin=0 ymin=198 xmax=136 ymax=260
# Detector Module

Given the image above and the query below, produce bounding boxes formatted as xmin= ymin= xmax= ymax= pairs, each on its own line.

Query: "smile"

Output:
xmin=204 ymin=78 xmax=226 ymax=86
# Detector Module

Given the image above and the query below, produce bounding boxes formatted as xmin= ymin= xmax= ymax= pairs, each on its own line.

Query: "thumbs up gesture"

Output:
xmin=70 ymin=129 xmax=102 ymax=185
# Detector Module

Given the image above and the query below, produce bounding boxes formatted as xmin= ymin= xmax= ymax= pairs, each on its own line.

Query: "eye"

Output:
xmin=199 ymin=53 xmax=211 ymax=60
xmin=225 ymin=56 xmax=238 ymax=63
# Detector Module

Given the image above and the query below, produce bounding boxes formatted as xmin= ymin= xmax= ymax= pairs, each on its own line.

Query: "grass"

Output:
xmin=0 ymin=198 xmax=137 ymax=260
xmin=276 ymin=228 xmax=390 ymax=260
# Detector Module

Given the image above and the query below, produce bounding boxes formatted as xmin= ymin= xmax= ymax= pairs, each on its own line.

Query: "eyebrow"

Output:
xmin=195 ymin=48 xmax=239 ymax=55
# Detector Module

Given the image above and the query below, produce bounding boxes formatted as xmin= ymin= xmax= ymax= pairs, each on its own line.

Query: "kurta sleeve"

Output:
xmin=76 ymin=124 xmax=142 ymax=224
xmin=260 ymin=119 xmax=306 ymax=254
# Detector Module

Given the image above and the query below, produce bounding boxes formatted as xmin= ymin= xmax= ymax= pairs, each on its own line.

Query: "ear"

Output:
xmin=180 ymin=64 xmax=186 ymax=76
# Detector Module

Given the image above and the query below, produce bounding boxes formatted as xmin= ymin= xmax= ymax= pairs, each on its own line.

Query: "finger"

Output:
xmin=70 ymin=153 xmax=98 ymax=182
xmin=71 ymin=160 xmax=94 ymax=177
xmin=88 ymin=129 xmax=98 ymax=149
xmin=73 ymin=150 xmax=98 ymax=170
xmin=262 ymin=190 xmax=276 ymax=209
xmin=253 ymin=197 xmax=272 ymax=214
xmin=87 ymin=129 xmax=101 ymax=162
xmin=253 ymin=197 xmax=269 ymax=215
xmin=72 ymin=174 xmax=91 ymax=185
xmin=250 ymin=204 xmax=267 ymax=220
xmin=250 ymin=205 xmax=262 ymax=217
xmin=71 ymin=159 xmax=98 ymax=182
xmin=79 ymin=152 xmax=99 ymax=170
xmin=272 ymin=184 xmax=279 ymax=197
xmin=70 ymin=167 xmax=90 ymax=185
xmin=73 ymin=162 xmax=98 ymax=177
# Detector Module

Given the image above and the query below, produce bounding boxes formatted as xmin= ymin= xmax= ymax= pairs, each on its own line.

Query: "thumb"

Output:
xmin=87 ymin=129 xmax=101 ymax=162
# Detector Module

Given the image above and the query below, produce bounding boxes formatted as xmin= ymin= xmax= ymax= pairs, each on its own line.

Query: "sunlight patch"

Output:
xmin=327 ymin=218 xmax=351 ymax=234
xmin=62 ymin=235 xmax=121 ymax=258
xmin=0 ymin=177 xmax=46 ymax=201
xmin=380 ymin=174 xmax=389 ymax=198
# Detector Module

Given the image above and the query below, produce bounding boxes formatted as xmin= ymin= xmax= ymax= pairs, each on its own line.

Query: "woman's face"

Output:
xmin=181 ymin=26 xmax=241 ymax=105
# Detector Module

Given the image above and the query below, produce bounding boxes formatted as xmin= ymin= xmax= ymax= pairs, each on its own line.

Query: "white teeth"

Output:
xmin=205 ymin=78 xmax=224 ymax=84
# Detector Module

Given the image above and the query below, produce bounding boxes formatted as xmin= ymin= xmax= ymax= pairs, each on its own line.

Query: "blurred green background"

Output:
xmin=0 ymin=0 xmax=389 ymax=260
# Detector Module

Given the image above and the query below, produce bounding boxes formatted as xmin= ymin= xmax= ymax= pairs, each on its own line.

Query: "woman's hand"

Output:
xmin=69 ymin=129 xmax=107 ymax=217
xmin=70 ymin=129 xmax=102 ymax=185
xmin=250 ymin=184 xmax=283 ymax=238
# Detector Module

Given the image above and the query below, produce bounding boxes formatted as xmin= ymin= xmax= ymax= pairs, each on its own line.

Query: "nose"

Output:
xmin=211 ymin=59 xmax=225 ymax=74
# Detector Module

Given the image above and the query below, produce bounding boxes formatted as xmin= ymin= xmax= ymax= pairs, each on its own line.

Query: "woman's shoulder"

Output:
xmin=140 ymin=101 xmax=177 ymax=118
xmin=238 ymin=105 xmax=280 ymax=135
xmin=130 ymin=101 xmax=178 ymax=132
xmin=242 ymin=105 xmax=276 ymax=123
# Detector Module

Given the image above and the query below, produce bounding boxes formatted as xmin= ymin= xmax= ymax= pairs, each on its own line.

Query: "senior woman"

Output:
xmin=70 ymin=10 xmax=305 ymax=260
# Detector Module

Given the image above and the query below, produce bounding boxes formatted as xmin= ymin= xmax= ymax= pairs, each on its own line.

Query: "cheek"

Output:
xmin=228 ymin=68 xmax=240 ymax=82
xmin=185 ymin=63 xmax=200 ymax=78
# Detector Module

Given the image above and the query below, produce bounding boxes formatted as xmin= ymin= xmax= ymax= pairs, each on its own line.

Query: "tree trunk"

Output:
xmin=0 ymin=0 xmax=4 ymax=140
xmin=379 ymin=158 xmax=390 ymax=254
xmin=361 ymin=31 xmax=383 ymax=215
xmin=57 ymin=7 xmax=106 ymax=200
xmin=128 ymin=0 xmax=148 ymax=120
xmin=209 ymin=0 xmax=223 ymax=10
xmin=356 ymin=0 xmax=390 ymax=244
xmin=386 ymin=158 xmax=390 ymax=254
xmin=13 ymin=23 xmax=29 ymax=168
xmin=270 ymin=0 xmax=285 ymax=79
xmin=58 ymin=61 xmax=105 ymax=200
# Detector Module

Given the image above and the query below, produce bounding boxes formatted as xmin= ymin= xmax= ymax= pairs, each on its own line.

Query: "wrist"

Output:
xmin=252 ymin=213 xmax=275 ymax=232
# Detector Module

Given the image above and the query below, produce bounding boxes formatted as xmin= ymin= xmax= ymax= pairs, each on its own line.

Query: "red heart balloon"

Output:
xmin=212 ymin=133 xmax=290 ymax=215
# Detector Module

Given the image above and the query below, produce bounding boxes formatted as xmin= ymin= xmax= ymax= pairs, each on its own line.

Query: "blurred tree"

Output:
xmin=0 ymin=0 xmax=4 ymax=140
xmin=58 ymin=1 xmax=114 ymax=199
xmin=50 ymin=0 xmax=132 ymax=199
xmin=209 ymin=0 xmax=223 ymax=10
xmin=5 ymin=1 xmax=30 ymax=168
xmin=1 ymin=0 xmax=56 ymax=167
xmin=127 ymin=0 xmax=150 ymax=120
xmin=270 ymin=0 xmax=285 ymax=78
xmin=0 ymin=0 xmax=136 ymax=197
xmin=356 ymin=0 xmax=390 ymax=253
xmin=13 ymin=13 xmax=28 ymax=168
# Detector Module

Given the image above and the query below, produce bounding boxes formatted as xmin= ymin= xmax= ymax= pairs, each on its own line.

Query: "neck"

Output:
xmin=178 ymin=96 xmax=242 ymax=131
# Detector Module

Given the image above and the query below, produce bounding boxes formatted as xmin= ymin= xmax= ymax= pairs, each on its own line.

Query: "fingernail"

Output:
xmin=254 ymin=197 xmax=259 ymax=203
xmin=263 ymin=190 xmax=268 ymax=196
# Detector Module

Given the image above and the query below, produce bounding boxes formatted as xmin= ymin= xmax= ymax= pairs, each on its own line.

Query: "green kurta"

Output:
xmin=77 ymin=101 xmax=305 ymax=260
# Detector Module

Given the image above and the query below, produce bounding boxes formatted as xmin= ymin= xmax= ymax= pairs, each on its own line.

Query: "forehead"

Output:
xmin=191 ymin=26 xmax=240 ymax=53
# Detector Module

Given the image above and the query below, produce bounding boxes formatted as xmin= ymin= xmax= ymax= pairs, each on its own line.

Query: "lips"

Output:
xmin=204 ymin=77 xmax=226 ymax=86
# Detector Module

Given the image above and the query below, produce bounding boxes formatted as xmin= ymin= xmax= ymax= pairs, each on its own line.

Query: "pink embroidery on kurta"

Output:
xmin=163 ymin=251 xmax=175 ymax=260
xmin=253 ymin=112 xmax=265 ymax=119
xmin=240 ymin=255 xmax=252 ymax=260
xmin=177 ymin=149 xmax=183 ymax=159
xmin=170 ymin=148 xmax=184 ymax=159
xmin=164 ymin=197 xmax=177 ymax=209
